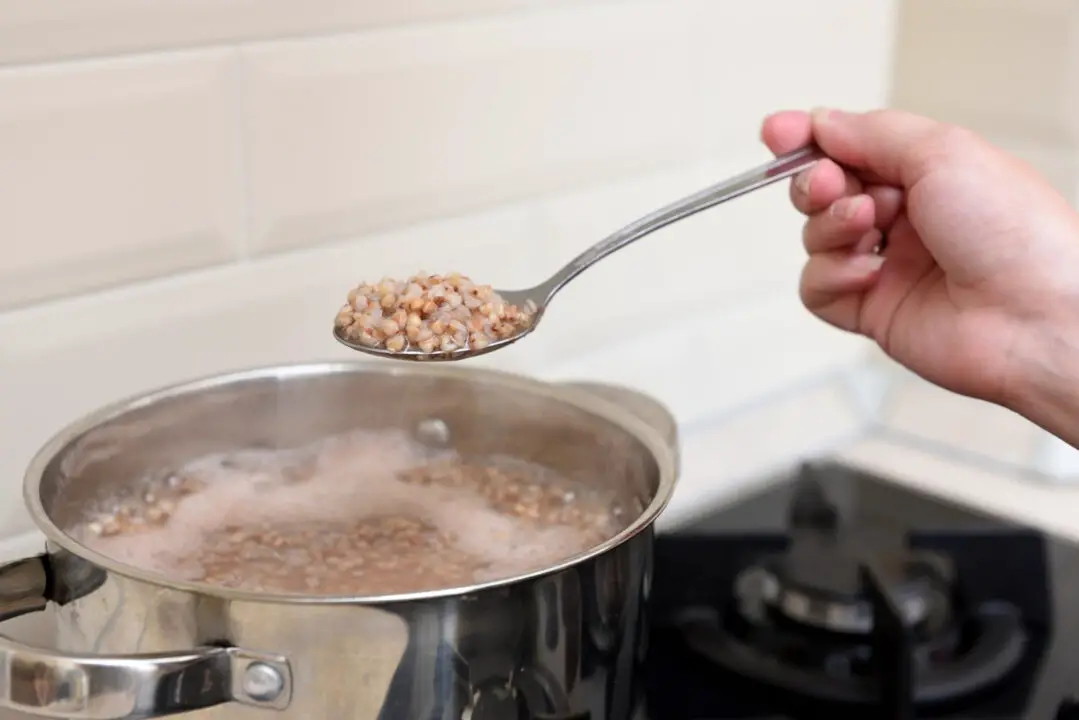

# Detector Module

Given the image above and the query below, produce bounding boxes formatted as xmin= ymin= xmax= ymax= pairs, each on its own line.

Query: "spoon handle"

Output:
xmin=537 ymin=144 xmax=826 ymax=301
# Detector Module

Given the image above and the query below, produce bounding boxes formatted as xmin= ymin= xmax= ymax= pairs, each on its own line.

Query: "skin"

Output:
xmin=761 ymin=108 xmax=1079 ymax=448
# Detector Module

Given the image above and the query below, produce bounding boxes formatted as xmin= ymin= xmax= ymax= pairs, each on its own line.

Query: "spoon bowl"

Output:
xmin=333 ymin=288 xmax=544 ymax=361
xmin=332 ymin=323 xmax=532 ymax=362
xmin=333 ymin=145 xmax=824 ymax=362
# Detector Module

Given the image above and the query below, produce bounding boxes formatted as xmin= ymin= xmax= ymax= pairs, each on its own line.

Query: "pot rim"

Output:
xmin=23 ymin=360 xmax=678 ymax=605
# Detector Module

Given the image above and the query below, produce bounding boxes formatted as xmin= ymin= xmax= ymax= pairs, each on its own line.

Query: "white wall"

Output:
xmin=0 ymin=0 xmax=899 ymax=541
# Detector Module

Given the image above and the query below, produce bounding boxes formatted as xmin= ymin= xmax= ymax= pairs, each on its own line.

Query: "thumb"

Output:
xmin=811 ymin=108 xmax=943 ymax=187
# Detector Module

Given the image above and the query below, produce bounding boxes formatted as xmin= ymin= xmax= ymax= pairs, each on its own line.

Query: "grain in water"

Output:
xmin=74 ymin=429 xmax=631 ymax=596
xmin=334 ymin=273 xmax=536 ymax=354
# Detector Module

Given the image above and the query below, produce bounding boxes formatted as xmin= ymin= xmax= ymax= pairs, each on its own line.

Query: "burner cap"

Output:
xmin=738 ymin=540 xmax=952 ymax=634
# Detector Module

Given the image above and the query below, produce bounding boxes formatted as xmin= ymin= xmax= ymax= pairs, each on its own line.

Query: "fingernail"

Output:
xmin=852 ymin=253 xmax=886 ymax=273
xmin=794 ymin=169 xmax=813 ymax=196
xmin=831 ymin=196 xmax=864 ymax=220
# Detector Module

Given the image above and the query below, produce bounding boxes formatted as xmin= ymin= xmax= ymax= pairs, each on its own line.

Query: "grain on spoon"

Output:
xmin=334 ymin=273 xmax=536 ymax=355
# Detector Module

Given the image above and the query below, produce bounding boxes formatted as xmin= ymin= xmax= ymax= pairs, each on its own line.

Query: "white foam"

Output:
xmin=80 ymin=428 xmax=619 ymax=591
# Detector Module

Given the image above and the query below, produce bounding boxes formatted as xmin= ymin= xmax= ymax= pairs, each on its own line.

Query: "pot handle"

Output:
xmin=0 ymin=553 xmax=292 ymax=719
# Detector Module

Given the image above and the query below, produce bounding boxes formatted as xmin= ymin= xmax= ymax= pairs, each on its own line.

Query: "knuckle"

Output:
xmin=866 ymin=107 xmax=921 ymax=128
xmin=928 ymin=124 xmax=978 ymax=153
xmin=933 ymin=123 xmax=979 ymax=146
xmin=917 ymin=124 xmax=981 ymax=168
xmin=843 ymin=170 xmax=864 ymax=194
xmin=862 ymin=109 xmax=980 ymax=178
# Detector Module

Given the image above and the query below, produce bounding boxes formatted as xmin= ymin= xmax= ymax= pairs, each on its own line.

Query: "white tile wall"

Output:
xmin=0 ymin=0 xmax=900 ymax=547
xmin=893 ymin=0 xmax=1077 ymax=144
xmin=0 ymin=0 xmax=907 ymax=310
xmin=240 ymin=3 xmax=700 ymax=254
xmin=891 ymin=0 xmax=1079 ymax=195
xmin=688 ymin=0 xmax=900 ymax=147
xmin=0 ymin=50 xmax=244 ymax=309
xmin=0 ymin=154 xmax=870 ymax=538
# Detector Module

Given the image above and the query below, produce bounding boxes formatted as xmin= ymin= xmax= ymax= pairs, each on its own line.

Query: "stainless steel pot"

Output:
xmin=0 ymin=363 xmax=678 ymax=720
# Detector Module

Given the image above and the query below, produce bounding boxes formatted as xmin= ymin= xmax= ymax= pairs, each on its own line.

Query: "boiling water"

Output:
xmin=75 ymin=429 xmax=630 ymax=596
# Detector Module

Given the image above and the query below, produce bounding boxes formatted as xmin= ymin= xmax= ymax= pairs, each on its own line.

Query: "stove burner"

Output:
xmin=742 ymin=546 xmax=948 ymax=634
xmin=679 ymin=575 xmax=1026 ymax=709
xmin=739 ymin=473 xmax=954 ymax=635
xmin=670 ymin=469 xmax=1031 ymax=711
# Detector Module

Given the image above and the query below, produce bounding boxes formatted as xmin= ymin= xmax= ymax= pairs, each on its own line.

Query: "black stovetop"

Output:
xmin=645 ymin=459 xmax=1079 ymax=720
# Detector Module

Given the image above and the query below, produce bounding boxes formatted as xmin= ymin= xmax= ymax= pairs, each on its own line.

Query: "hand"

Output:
xmin=761 ymin=108 xmax=1079 ymax=418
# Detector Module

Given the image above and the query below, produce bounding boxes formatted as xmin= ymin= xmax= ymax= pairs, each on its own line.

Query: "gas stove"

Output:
xmin=645 ymin=460 xmax=1079 ymax=720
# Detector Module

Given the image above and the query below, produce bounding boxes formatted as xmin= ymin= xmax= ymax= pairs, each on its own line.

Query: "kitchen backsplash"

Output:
xmin=4 ymin=0 xmax=1076 ymax=545
xmin=892 ymin=0 xmax=1079 ymax=201
xmin=0 ymin=0 xmax=898 ymax=539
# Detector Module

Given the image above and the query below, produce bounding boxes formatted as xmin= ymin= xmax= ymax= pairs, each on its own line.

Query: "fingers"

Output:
xmin=789 ymin=159 xmax=863 ymax=215
xmin=865 ymin=185 xmax=904 ymax=229
xmin=802 ymin=194 xmax=875 ymax=252
xmin=801 ymin=184 xmax=903 ymax=252
xmin=795 ymin=184 xmax=897 ymax=334
xmin=763 ymin=108 xmax=940 ymax=216
xmin=764 ymin=113 xmax=864 ymax=215
xmin=800 ymin=252 xmax=885 ymax=333
xmin=761 ymin=108 xmax=922 ymax=335
xmin=791 ymin=174 xmax=901 ymax=226
xmin=854 ymin=229 xmax=885 ymax=255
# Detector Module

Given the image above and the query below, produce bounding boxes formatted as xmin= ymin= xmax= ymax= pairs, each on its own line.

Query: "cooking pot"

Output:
xmin=0 ymin=363 xmax=678 ymax=720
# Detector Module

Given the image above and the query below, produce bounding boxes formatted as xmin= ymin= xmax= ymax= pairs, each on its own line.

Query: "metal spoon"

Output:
xmin=333 ymin=144 xmax=824 ymax=361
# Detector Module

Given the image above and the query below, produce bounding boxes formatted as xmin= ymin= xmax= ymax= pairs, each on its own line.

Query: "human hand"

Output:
xmin=761 ymin=108 xmax=1079 ymax=416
